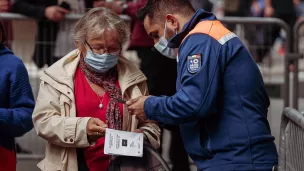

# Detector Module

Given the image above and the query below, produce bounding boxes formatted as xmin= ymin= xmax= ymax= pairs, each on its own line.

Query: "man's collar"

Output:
xmin=168 ymin=9 xmax=217 ymax=48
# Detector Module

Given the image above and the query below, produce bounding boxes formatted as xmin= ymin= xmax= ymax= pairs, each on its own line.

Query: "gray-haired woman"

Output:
xmin=32 ymin=7 xmax=160 ymax=171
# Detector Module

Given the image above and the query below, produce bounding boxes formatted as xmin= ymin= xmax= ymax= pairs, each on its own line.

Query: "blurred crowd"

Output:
xmin=0 ymin=0 xmax=301 ymax=170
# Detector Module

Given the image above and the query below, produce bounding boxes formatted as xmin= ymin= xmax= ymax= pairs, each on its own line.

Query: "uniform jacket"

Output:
xmin=144 ymin=9 xmax=278 ymax=171
xmin=32 ymin=50 xmax=160 ymax=171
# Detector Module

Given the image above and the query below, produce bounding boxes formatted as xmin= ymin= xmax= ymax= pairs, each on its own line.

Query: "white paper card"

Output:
xmin=104 ymin=128 xmax=144 ymax=157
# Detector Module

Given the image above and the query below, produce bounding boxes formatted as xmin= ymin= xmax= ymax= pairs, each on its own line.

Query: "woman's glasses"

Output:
xmin=85 ymin=41 xmax=121 ymax=56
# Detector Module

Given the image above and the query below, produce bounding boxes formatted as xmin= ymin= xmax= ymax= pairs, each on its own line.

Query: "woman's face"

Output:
xmin=80 ymin=29 xmax=121 ymax=57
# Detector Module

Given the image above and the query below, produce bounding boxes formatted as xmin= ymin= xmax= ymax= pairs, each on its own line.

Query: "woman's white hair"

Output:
xmin=73 ymin=7 xmax=130 ymax=45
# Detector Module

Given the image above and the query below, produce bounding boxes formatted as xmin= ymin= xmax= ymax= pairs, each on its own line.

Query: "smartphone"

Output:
xmin=60 ymin=1 xmax=72 ymax=11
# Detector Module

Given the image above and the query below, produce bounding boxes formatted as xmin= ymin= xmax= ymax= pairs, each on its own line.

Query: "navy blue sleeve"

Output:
xmin=0 ymin=58 xmax=35 ymax=137
xmin=144 ymin=34 xmax=222 ymax=125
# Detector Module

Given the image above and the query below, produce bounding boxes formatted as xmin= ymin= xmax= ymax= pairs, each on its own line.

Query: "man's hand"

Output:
xmin=0 ymin=0 xmax=9 ymax=12
xmin=86 ymin=118 xmax=108 ymax=142
xmin=133 ymin=129 xmax=144 ymax=133
xmin=126 ymin=96 xmax=149 ymax=121
xmin=45 ymin=6 xmax=69 ymax=22
xmin=94 ymin=1 xmax=123 ymax=14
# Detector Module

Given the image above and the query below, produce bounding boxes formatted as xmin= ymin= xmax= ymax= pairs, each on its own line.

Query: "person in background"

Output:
xmin=223 ymin=0 xmax=256 ymax=59
xmin=0 ymin=0 xmax=9 ymax=11
xmin=0 ymin=22 xmax=35 ymax=171
xmin=32 ymin=8 xmax=160 ymax=171
xmin=94 ymin=1 xmax=190 ymax=170
xmin=127 ymin=0 xmax=278 ymax=170
xmin=0 ymin=0 xmax=13 ymax=48
xmin=10 ymin=0 xmax=94 ymax=68
xmin=255 ymin=0 xmax=297 ymax=63
xmin=294 ymin=0 xmax=304 ymax=17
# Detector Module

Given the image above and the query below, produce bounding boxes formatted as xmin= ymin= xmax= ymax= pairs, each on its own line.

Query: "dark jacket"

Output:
xmin=0 ymin=45 xmax=35 ymax=151
xmin=144 ymin=10 xmax=278 ymax=171
xmin=10 ymin=0 xmax=93 ymax=68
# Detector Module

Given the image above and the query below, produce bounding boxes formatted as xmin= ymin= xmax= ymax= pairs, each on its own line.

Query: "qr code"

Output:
xmin=122 ymin=139 xmax=128 ymax=147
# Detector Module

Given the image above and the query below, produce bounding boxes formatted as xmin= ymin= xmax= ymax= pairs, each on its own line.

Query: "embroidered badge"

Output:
xmin=187 ymin=54 xmax=202 ymax=73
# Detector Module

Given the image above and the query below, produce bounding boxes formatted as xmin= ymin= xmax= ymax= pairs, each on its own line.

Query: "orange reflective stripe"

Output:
xmin=181 ymin=20 xmax=232 ymax=45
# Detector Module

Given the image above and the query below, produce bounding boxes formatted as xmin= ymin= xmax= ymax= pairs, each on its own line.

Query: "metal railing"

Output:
xmin=279 ymin=107 xmax=304 ymax=171
xmin=292 ymin=18 xmax=304 ymax=110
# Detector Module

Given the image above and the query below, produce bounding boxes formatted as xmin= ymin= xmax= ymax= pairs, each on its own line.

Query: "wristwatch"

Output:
xmin=122 ymin=4 xmax=128 ymax=15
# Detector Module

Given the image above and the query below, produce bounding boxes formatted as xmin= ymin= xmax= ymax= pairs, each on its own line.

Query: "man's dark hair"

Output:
xmin=0 ymin=22 xmax=6 ymax=44
xmin=137 ymin=0 xmax=194 ymax=23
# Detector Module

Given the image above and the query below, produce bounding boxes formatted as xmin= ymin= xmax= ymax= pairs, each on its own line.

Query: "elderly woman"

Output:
xmin=32 ymin=7 xmax=160 ymax=171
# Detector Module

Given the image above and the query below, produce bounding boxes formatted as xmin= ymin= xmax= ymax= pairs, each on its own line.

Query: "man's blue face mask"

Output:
xmin=154 ymin=21 xmax=177 ymax=59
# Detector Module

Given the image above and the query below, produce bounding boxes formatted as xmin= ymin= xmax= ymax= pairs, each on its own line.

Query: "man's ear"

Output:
xmin=165 ymin=14 xmax=179 ymax=29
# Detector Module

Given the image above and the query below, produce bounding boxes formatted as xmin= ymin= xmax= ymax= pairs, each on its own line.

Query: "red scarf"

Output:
xmin=79 ymin=58 xmax=122 ymax=130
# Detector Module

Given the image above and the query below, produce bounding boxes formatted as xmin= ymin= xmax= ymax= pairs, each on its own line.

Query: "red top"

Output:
xmin=74 ymin=67 xmax=123 ymax=171
xmin=0 ymin=147 xmax=16 ymax=171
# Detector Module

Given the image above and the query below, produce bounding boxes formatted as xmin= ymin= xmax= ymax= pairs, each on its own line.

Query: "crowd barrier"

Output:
xmin=279 ymin=107 xmax=304 ymax=171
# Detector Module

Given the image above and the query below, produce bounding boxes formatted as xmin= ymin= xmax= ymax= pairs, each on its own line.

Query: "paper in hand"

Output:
xmin=104 ymin=128 xmax=144 ymax=157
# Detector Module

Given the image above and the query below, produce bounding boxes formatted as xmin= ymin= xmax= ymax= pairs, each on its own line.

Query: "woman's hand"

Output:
xmin=87 ymin=118 xmax=108 ymax=142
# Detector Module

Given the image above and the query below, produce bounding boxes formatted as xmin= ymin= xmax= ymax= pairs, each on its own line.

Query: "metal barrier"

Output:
xmin=219 ymin=17 xmax=291 ymax=107
xmin=293 ymin=19 xmax=304 ymax=110
xmin=279 ymin=107 xmax=304 ymax=171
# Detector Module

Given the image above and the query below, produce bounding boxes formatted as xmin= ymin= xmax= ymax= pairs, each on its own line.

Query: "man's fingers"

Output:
xmin=126 ymin=97 xmax=141 ymax=106
xmin=133 ymin=129 xmax=144 ymax=133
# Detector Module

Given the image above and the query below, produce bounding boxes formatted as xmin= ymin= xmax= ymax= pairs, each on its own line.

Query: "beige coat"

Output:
xmin=32 ymin=50 xmax=161 ymax=171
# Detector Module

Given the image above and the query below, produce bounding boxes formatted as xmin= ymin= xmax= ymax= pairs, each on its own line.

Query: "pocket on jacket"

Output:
xmin=37 ymin=159 xmax=60 ymax=171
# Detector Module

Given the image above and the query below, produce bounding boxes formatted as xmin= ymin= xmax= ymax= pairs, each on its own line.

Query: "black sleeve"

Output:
xmin=10 ymin=0 xmax=47 ymax=20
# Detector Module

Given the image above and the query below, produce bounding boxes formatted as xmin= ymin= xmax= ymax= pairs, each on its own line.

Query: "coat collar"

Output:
xmin=168 ymin=9 xmax=217 ymax=48
xmin=41 ymin=50 xmax=147 ymax=97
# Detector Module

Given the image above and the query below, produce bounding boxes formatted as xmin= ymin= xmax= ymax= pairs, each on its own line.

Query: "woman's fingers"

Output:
xmin=91 ymin=125 xmax=106 ymax=133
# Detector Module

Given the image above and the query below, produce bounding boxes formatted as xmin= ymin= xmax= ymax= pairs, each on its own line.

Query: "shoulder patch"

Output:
xmin=187 ymin=54 xmax=202 ymax=74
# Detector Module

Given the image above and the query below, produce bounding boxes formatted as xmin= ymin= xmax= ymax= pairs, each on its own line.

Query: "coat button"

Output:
xmin=67 ymin=92 xmax=70 ymax=94
xmin=64 ymin=138 xmax=68 ymax=142
xmin=70 ymin=139 xmax=74 ymax=143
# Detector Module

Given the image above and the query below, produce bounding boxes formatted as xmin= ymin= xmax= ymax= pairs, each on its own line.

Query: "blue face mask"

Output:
xmin=154 ymin=21 xmax=177 ymax=59
xmin=84 ymin=50 xmax=119 ymax=73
